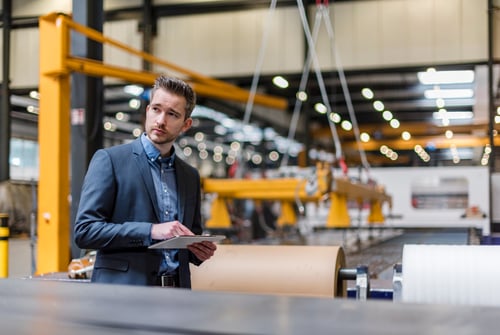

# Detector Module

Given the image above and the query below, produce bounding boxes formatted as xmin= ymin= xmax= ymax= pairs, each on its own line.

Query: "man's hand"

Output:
xmin=150 ymin=220 xmax=194 ymax=240
xmin=187 ymin=241 xmax=217 ymax=261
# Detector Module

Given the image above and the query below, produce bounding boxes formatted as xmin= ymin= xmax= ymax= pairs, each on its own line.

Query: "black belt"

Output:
xmin=156 ymin=274 xmax=178 ymax=288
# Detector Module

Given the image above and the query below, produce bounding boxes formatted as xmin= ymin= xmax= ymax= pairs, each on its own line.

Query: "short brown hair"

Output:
xmin=150 ymin=76 xmax=196 ymax=119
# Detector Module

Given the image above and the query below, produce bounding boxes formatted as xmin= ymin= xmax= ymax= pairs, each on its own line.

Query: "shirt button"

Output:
xmin=165 ymin=211 xmax=169 ymax=216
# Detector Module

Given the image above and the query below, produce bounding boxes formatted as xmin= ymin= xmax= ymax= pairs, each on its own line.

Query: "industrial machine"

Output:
xmin=202 ymin=164 xmax=392 ymax=230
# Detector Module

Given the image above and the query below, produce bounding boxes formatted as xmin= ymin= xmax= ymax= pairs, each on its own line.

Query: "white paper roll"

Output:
xmin=402 ymin=244 xmax=500 ymax=306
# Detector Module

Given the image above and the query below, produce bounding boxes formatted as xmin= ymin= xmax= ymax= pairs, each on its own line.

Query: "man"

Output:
xmin=74 ymin=76 xmax=216 ymax=288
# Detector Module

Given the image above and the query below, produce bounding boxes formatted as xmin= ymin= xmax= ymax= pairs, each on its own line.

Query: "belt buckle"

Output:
xmin=160 ymin=274 xmax=176 ymax=287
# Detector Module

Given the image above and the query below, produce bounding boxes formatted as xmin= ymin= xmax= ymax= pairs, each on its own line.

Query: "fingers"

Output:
xmin=151 ymin=221 xmax=194 ymax=240
xmin=187 ymin=241 xmax=217 ymax=261
xmin=167 ymin=221 xmax=194 ymax=239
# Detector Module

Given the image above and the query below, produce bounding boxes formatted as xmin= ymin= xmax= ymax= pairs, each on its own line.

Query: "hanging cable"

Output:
xmin=321 ymin=4 xmax=371 ymax=173
xmin=242 ymin=0 xmax=278 ymax=126
xmin=296 ymin=0 xmax=343 ymax=161
xmin=281 ymin=8 xmax=324 ymax=168
xmin=233 ymin=0 xmax=278 ymax=178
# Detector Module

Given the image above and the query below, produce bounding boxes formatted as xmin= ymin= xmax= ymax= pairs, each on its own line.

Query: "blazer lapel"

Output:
xmin=132 ymin=138 xmax=161 ymax=221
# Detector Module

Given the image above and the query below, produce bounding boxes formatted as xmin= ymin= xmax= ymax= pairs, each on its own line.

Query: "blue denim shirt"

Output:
xmin=141 ymin=133 xmax=179 ymax=274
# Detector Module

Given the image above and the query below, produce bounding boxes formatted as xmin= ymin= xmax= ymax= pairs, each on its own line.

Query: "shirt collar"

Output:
xmin=141 ymin=133 xmax=176 ymax=165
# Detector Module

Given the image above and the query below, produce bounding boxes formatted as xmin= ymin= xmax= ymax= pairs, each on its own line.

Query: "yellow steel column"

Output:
xmin=326 ymin=193 xmax=350 ymax=228
xmin=37 ymin=14 xmax=71 ymax=274
xmin=206 ymin=196 xmax=232 ymax=229
xmin=367 ymin=200 xmax=385 ymax=224
xmin=277 ymin=201 xmax=297 ymax=227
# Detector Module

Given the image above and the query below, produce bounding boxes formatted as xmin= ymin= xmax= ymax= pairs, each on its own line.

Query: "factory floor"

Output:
xmin=6 ymin=227 xmax=476 ymax=281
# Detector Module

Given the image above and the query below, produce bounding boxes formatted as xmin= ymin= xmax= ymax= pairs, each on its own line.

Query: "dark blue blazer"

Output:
xmin=74 ymin=137 xmax=203 ymax=287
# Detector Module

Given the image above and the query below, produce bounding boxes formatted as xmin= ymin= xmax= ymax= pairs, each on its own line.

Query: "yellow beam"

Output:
xmin=58 ymin=11 xmax=288 ymax=110
xmin=203 ymin=178 xmax=327 ymax=201
xmin=65 ymin=57 xmax=287 ymax=109
xmin=333 ymin=178 xmax=392 ymax=205
xmin=37 ymin=14 xmax=71 ymax=273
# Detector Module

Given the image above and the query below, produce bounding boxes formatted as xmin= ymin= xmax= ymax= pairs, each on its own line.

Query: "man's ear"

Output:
xmin=182 ymin=117 xmax=193 ymax=133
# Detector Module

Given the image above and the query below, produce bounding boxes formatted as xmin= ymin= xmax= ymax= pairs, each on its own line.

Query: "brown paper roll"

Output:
xmin=190 ymin=244 xmax=346 ymax=298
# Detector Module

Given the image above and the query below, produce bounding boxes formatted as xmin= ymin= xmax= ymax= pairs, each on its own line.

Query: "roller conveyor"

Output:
xmin=1 ymin=278 xmax=499 ymax=335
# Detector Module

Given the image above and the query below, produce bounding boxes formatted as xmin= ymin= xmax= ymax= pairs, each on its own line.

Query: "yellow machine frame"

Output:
xmin=203 ymin=163 xmax=332 ymax=229
xmin=37 ymin=12 xmax=287 ymax=274
xmin=202 ymin=164 xmax=392 ymax=230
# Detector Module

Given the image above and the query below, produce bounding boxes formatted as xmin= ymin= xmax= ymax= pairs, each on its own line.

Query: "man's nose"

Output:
xmin=156 ymin=114 xmax=167 ymax=125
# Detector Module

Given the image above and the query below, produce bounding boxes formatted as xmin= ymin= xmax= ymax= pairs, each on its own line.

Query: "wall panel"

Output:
xmin=434 ymin=0 xmax=462 ymax=63
xmin=103 ymin=20 xmax=143 ymax=75
xmin=380 ymin=0 xmax=409 ymax=66
xmin=12 ymin=0 xmax=71 ymax=17
xmin=407 ymin=0 xmax=434 ymax=64
xmin=2 ymin=0 xmax=493 ymax=89
xmin=10 ymin=28 xmax=39 ymax=88
xmin=315 ymin=0 xmax=487 ymax=71
xmin=155 ymin=7 xmax=304 ymax=77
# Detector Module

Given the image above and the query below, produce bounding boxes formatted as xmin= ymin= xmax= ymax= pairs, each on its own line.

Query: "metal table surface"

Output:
xmin=0 ymin=278 xmax=497 ymax=335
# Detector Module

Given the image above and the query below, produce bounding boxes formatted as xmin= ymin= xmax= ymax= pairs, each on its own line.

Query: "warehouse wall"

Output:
xmin=0 ymin=0 xmax=492 ymax=88
xmin=315 ymin=0 xmax=487 ymax=69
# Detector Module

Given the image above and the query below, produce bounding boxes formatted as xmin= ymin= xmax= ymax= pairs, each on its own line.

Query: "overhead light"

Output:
xmin=103 ymin=121 xmax=117 ymax=132
xmin=436 ymin=98 xmax=445 ymax=108
xmin=382 ymin=110 xmax=393 ymax=121
xmin=29 ymin=91 xmax=40 ymax=99
xmin=26 ymin=105 xmax=39 ymax=114
xmin=401 ymin=131 xmax=411 ymax=141
xmin=123 ymin=84 xmax=144 ymax=96
xmin=314 ymin=102 xmax=327 ymax=114
xmin=424 ymin=89 xmax=474 ymax=99
xmin=296 ymin=91 xmax=308 ymax=101
xmin=115 ymin=112 xmax=130 ymax=122
xmin=341 ymin=120 xmax=352 ymax=131
xmin=373 ymin=100 xmax=384 ymax=111
xmin=418 ymin=70 xmax=475 ymax=85
xmin=390 ymin=119 xmax=400 ymax=128
xmin=361 ymin=88 xmax=374 ymax=99
xmin=272 ymin=76 xmax=289 ymax=88
xmin=329 ymin=112 xmax=341 ymax=123
xmin=128 ymin=98 xmax=141 ymax=109
xmin=132 ymin=128 xmax=142 ymax=137
xmin=360 ymin=132 xmax=370 ymax=142
xmin=432 ymin=111 xmax=473 ymax=120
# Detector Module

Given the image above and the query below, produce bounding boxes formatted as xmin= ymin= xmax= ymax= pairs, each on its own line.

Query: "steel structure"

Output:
xmin=37 ymin=12 xmax=287 ymax=274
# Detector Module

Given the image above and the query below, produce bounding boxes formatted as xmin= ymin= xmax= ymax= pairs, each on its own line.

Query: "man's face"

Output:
xmin=145 ymin=88 xmax=192 ymax=150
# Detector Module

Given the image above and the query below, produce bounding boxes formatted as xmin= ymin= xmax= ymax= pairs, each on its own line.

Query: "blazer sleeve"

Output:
xmin=74 ymin=149 xmax=153 ymax=250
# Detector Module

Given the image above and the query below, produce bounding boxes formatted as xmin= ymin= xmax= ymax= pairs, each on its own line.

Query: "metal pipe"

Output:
xmin=338 ymin=268 xmax=357 ymax=281
xmin=487 ymin=0 xmax=495 ymax=232
xmin=0 ymin=0 xmax=12 ymax=182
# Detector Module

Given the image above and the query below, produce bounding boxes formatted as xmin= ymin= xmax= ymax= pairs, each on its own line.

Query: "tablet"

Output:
xmin=148 ymin=235 xmax=226 ymax=249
